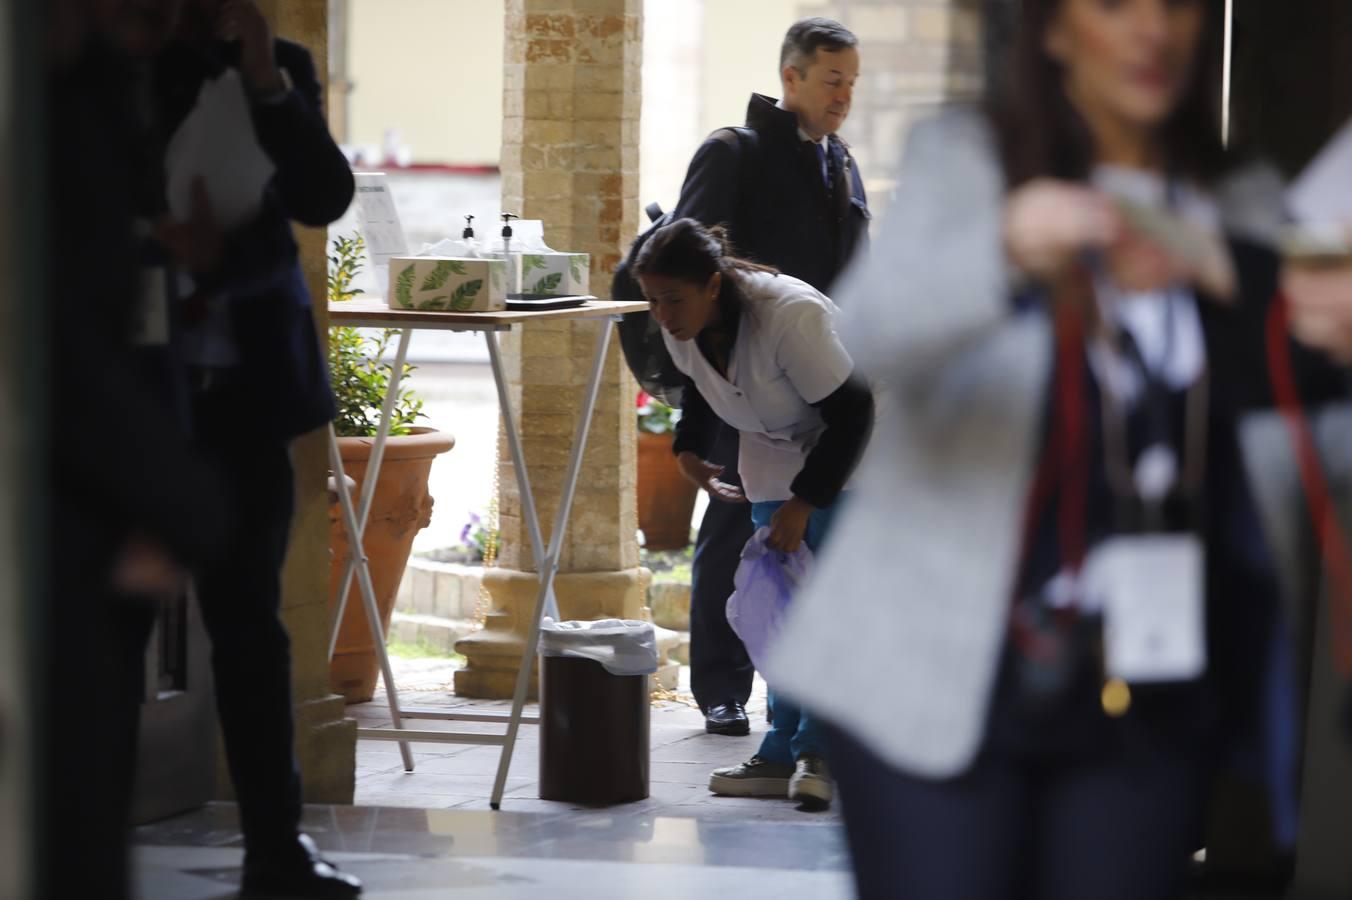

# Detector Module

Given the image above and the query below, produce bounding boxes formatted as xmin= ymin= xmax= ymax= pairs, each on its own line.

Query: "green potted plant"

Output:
xmin=327 ymin=233 xmax=456 ymax=703
xmin=636 ymin=390 xmax=698 ymax=551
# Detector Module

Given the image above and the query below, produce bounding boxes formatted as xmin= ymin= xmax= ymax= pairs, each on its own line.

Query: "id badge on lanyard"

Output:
xmin=1090 ymin=270 xmax=1210 ymax=688
xmin=1086 ymin=533 xmax=1206 ymax=683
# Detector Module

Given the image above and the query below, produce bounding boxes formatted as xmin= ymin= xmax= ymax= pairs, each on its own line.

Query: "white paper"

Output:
xmin=1086 ymin=535 xmax=1207 ymax=683
xmin=353 ymin=173 xmax=409 ymax=286
xmin=164 ymin=69 xmax=276 ymax=230
xmin=1288 ymin=116 xmax=1352 ymax=225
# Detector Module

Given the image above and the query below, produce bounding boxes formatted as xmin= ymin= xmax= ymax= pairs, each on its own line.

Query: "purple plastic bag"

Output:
xmin=725 ymin=527 xmax=815 ymax=672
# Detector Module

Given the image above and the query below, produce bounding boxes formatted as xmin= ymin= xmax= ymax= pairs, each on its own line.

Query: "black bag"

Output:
xmin=612 ymin=126 xmax=760 ymax=408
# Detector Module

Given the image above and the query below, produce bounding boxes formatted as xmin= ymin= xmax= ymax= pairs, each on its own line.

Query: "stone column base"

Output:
xmin=455 ymin=566 xmax=677 ymax=699
xmin=214 ymin=694 xmax=357 ymax=806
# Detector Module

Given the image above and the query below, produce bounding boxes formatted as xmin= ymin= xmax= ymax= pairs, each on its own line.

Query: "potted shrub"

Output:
xmin=327 ymin=234 xmax=455 ymax=703
xmin=636 ymin=390 xmax=698 ymax=551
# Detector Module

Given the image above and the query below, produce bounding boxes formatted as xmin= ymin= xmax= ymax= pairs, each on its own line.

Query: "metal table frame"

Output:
xmin=324 ymin=299 xmax=646 ymax=808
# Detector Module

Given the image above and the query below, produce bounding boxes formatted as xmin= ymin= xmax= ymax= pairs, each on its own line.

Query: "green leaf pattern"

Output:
xmin=532 ymin=272 xmax=564 ymax=294
xmin=450 ymin=279 xmax=484 ymax=311
xmin=569 ymin=254 xmax=587 ymax=285
xmin=394 ymin=264 xmax=416 ymax=308
xmin=522 ymin=254 xmax=547 ymax=275
xmin=419 ymin=260 xmax=462 ymax=292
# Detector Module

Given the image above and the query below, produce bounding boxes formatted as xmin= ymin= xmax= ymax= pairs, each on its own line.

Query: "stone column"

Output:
xmin=241 ymin=0 xmax=357 ymax=805
xmin=325 ymin=0 xmax=352 ymax=144
xmin=454 ymin=0 xmax=665 ymax=698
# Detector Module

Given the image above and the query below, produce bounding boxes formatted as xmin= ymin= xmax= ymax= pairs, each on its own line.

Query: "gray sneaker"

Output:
xmin=788 ymin=754 xmax=833 ymax=810
xmin=708 ymin=755 xmax=794 ymax=797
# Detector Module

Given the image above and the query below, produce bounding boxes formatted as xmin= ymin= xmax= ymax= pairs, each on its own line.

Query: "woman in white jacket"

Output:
xmin=634 ymin=217 xmax=874 ymax=810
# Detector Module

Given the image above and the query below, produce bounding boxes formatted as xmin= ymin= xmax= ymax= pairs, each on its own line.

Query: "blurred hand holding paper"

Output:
xmin=164 ymin=69 xmax=276 ymax=231
xmin=1111 ymin=198 xmax=1236 ymax=299
xmin=1112 ymin=199 xmax=1214 ymax=268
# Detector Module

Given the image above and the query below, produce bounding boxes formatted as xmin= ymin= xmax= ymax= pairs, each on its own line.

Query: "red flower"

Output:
xmin=636 ymin=390 xmax=651 ymax=409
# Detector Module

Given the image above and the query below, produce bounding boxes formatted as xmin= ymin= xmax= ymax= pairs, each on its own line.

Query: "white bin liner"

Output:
xmin=538 ymin=618 xmax=658 ymax=677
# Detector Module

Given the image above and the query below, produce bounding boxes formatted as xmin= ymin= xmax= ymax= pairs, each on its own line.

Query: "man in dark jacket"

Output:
xmin=42 ymin=4 xmax=234 ymax=897
xmin=670 ymin=17 xmax=870 ymax=736
xmin=144 ymin=1 xmax=359 ymax=896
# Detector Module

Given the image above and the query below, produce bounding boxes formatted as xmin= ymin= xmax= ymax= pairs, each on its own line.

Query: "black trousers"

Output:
xmin=192 ymin=385 xmax=303 ymax=856
xmin=42 ymin=574 xmax=156 ymax=900
xmin=688 ymin=424 xmax=756 ymax=711
xmin=825 ymin=721 xmax=1204 ymax=900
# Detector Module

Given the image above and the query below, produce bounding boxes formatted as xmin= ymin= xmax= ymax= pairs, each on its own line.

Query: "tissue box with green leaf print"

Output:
xmin=387 ymin=256 xmax=509 ymax=312
xmin=519 ymin=252 xmax=590 ymax=296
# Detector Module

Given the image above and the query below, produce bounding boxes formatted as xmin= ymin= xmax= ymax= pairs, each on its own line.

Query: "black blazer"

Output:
xmin=672 ymin=93 xmax=871 ymax=295
xmin=153 ymin=37 xmax=354 ymax=441
xmin=48 ymin=41 xmax=232 ymax=572
xmin=1009 ymin=239 xmax=1347 ymax=755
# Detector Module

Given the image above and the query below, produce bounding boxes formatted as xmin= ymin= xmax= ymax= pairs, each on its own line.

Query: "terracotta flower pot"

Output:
xmin=328 ymin=426 xmax=455 ymax=703
xmin=636 ymin=431 xmax=699 ymax=551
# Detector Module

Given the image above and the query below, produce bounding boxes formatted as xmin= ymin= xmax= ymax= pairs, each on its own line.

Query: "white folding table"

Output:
xmin=325 ymin=297 xmax=648 ymax=809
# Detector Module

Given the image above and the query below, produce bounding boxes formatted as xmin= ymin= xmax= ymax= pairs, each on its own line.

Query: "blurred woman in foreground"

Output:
xmin=767 ymin=0 xmax=1349 ymax=897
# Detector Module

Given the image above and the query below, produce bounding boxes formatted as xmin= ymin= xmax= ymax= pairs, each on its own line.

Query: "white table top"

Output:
xmin=328 ymin=297 xmax=648 ymax=331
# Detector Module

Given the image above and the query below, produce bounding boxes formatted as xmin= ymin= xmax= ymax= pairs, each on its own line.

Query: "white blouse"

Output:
xmin=664 ymin=270 xmax=854 ymax=503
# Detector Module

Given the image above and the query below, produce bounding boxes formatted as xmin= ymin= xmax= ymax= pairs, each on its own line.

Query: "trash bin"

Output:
xmin=538 ymin=618 xmax=658 ymax=804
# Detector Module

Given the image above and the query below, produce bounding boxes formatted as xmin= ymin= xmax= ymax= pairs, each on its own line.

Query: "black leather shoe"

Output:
xmin=241 ymin=833 xmax=362 ymax=899
xmin=705 ymin=702 xmax=750 ymax=736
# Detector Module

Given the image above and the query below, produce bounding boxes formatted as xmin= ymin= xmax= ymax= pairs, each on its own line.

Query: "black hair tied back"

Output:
xmin=633 ymin=218 xmax=776 ymax=285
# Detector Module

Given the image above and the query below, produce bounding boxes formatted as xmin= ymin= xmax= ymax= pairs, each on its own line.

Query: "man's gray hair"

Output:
xmin=780 ymin=17 xmax=859 ymax=75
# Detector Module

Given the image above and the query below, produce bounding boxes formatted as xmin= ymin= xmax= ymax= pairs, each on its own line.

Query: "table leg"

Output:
xmin=489 ymin=318 xmax=615 ymax=809
xmin=484 ymin=331 xmax=550 ymax=606
xmin=330 ymin=327 xmax=413 ymax=654
xmin=326 ymin=327 xmax=415 ymax=771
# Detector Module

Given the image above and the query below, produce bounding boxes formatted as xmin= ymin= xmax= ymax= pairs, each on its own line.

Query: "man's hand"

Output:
xmin=677 ymin=451 xmax=746 ymax=504
xmin=766 ymin=496 xmax=813 ymax=554
xmin=111 ymin=534 xmax=185 ymax=601
xmin=156 ymin=177 xmax=224 ymax=275
xmin=1284 ymin=258 xmax=1352 ymax=363
xmin=218 ymin=0 xmax=284 ymax=95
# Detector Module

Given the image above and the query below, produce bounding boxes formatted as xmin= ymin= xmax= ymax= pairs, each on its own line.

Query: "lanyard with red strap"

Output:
xmin=1265 ymin=294 xmax=1352 ymax=677
xmin=1009 ymin=274 xmax=1092 ymax=664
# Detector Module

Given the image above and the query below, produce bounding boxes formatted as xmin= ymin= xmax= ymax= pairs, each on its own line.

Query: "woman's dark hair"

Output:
xmin=632 ymin=218 xmax=777 ymax=285
xmin=988 ymin=0 xmax=1230 ymax=187
xmin=632 ymin=219 xmax=777 ymax=325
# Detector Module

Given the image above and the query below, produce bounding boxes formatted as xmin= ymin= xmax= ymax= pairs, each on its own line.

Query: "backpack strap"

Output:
xmin=709 ymin=125 xmax=763 ymax=249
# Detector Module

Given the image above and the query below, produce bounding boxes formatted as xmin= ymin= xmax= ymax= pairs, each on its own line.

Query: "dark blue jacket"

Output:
xmin=153 ymin=37 xmax=353 ymax=441
xmin=672 ymin=93 xmax=870 ymax=294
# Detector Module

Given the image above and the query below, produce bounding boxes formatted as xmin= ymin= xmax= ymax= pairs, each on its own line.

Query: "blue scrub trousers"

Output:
xmin=749 ymin=498 xmax=841 ymax=764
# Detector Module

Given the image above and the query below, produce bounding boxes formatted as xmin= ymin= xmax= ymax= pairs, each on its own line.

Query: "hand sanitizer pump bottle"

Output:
xmin=500 ymin=213 xmax=520 ymax=295
xmin=459 ymin=215 xmax=481 ymax=255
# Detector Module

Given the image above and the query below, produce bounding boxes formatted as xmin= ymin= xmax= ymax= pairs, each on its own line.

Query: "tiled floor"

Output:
xmin=133 ymin=672 xmax=853 ymax=898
